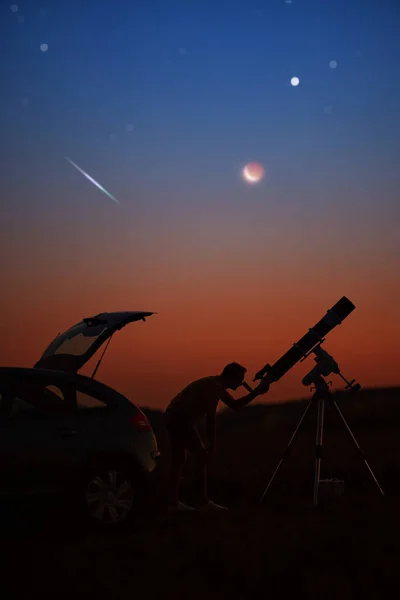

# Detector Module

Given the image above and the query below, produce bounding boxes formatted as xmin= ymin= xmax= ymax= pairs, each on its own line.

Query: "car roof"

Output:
xmin=0 ymin=366 xmax=133 ymax=407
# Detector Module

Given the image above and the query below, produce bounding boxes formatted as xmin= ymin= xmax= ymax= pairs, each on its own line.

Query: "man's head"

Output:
xmin=220 ymin=362 xmax=247 ymax=390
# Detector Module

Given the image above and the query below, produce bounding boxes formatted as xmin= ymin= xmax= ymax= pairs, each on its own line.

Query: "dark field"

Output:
xmin=1 ymin=387 xmax=399 ymax=599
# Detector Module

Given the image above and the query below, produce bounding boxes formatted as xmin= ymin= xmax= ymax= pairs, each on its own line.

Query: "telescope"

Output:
xmin=252 ymin=296 xmax=355 ymax=385
xmin=243 ymin=296 xmax=385 ymax=506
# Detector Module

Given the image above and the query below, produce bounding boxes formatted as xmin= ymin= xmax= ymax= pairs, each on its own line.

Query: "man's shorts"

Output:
xmin=164 ymin=411 xmax=206 ymax=460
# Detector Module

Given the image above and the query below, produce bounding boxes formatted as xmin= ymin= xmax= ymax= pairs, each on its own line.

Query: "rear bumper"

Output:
xmin=145 ymin=452 xmax=161 ymax=474
xmin=133 ymin=433 xmax=161 ymax=474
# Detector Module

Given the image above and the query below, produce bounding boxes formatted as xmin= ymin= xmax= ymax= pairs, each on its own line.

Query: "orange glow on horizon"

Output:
xmin=1 ymin=206 xmax=399 ymax=412
xmin=1 ymin=279 xmax=399 ymax=411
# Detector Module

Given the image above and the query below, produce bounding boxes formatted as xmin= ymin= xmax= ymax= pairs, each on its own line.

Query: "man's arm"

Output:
xmin=219 ymin=389 xmax=258 ymax=411
xmin=219 ymin=379 xmax=271 ymax=411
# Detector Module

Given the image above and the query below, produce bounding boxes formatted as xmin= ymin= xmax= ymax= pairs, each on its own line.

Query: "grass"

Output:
xmin=0 ymin=386 xmax=399 ymax=599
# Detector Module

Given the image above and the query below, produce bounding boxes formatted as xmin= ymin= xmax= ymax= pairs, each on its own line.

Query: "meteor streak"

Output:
xmin=65 ymin=157 xmax=120 ymax=204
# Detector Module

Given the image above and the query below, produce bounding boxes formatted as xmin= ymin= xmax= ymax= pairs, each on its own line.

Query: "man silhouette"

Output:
xmin=163 ymin=362 xmax=271 ymax=511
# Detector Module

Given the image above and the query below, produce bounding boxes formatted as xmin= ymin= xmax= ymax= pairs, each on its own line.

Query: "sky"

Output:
xmin=1 ymin=0 xmax=399 ymax=411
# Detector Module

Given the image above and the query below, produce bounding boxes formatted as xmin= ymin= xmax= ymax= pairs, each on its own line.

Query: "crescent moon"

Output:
xmin=243 ymin=166 xmax=259 ymax=183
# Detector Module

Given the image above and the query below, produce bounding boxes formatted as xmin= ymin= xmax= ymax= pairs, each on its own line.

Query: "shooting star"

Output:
xmin=65 ymin=157 xmax=120 ymax=204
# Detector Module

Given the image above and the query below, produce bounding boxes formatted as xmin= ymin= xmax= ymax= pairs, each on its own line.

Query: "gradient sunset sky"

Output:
xmin=1 ymin=0 xmax=399 ymax=410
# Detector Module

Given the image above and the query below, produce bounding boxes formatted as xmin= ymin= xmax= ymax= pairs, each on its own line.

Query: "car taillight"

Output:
xmin=131 ymin=412 xmax=152 ymax=431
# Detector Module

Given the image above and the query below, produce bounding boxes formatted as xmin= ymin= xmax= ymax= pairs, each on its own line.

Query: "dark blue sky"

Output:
xmin=2 ymin=0 xmax=399 ymax=220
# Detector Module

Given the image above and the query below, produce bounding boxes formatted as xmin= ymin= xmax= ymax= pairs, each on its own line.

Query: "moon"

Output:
xmin=242 ymin=162 xmax=265 ymax=184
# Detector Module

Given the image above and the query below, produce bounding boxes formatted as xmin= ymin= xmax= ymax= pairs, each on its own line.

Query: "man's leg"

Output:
xmin=185 ymin=425 xmax=209 ymax=505
xmin=194 ymin=452 xmax=209 ymax=505
xmin=164 ymin=412 xmax=201 ymax=509
xmin=187 ymin=426 xmax=228 ymax=510
xmin=166 ymin=433 xmax=186 ymax=506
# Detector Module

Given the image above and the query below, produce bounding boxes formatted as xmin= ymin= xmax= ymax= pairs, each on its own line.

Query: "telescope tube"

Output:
xmin=254 ymin=296 xmax=355 ymax=382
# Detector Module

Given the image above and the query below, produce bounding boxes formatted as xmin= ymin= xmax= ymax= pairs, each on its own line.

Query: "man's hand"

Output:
xmin=253 ymin=378 xmax=271 ymax=396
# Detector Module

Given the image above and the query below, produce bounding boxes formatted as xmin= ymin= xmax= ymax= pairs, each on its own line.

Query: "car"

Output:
xmin=0 ymin=311 xmax=161 ymax=527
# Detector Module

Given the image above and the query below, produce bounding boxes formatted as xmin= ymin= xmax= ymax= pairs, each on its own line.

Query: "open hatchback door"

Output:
xmin=34 ymin=311 xmax=155 ymax=373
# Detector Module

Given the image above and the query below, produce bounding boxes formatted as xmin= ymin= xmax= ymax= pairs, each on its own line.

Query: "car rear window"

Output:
xmin=76 ymin=390 xmax=108 ymax=410
xmin=0 ymin=385 xmax=67 ymax=418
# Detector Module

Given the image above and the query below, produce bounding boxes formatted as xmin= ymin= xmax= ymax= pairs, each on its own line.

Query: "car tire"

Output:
xmin=79 ymin=459 xmax=146 ymax=530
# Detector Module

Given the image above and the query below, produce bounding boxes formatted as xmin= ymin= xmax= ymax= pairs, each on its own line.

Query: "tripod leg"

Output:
xmin=331 ymin=399 xmax=385 ymax=497
xmin=313 ymin=396 xmax=325 ymax=506
xmin=260 ymin=399 xmax=313 ymax=503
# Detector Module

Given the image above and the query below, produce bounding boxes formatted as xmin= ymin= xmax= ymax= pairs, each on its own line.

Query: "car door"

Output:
xmin=0 ymin=373 xmax=81 ymax=496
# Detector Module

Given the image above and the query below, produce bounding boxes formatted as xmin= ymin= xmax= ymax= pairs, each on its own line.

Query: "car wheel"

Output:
xmin=83 ymin=464 xmax=141 ymax=528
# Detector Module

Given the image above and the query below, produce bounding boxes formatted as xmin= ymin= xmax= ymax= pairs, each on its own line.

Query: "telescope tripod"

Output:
xmin=260 ymin=374 xmax=385 ymax=505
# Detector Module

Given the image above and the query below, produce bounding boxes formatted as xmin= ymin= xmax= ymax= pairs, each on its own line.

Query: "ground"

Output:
xmin=1 ymin=494 xmax=398 ymax=599
xmin=1 ymin=387 xmax=399 ymax=599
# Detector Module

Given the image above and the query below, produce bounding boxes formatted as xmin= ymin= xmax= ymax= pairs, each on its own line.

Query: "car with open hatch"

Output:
xmin=0 ymin=311 xmax=161 ymax=527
